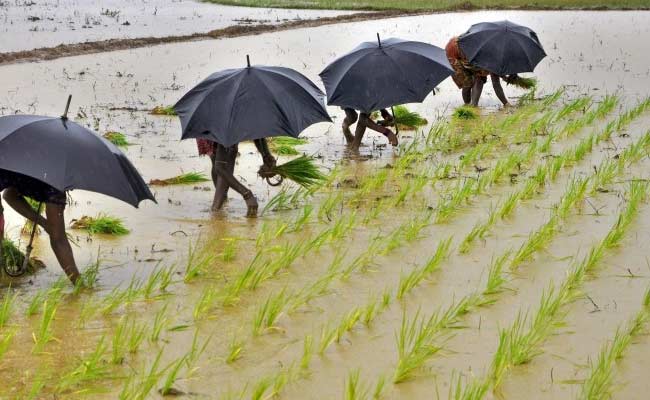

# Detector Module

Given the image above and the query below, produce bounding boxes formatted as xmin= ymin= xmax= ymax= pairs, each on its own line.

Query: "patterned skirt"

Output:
xmin=196 ymin=139 xmax=216 ymax=157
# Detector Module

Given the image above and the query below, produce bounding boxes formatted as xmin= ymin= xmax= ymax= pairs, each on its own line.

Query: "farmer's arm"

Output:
xmin=471 ymin=78 xmax=485 ymax=106
xmin=254 ymin=138 xmax=276 ymax=167
xmin=357 ymin=113 xmax=398 ymax=147
xmin=491 ymin=73 xmax=510 ymax=106
xmin=2 ymin=188 xmax=48 ymax=231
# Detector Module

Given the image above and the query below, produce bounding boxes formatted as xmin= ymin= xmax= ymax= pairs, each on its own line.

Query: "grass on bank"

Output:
xmin=203 ymin=0 xmax=650 ymax=11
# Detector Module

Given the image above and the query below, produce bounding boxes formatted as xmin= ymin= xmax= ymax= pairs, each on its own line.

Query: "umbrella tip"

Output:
xmin=61 ymin=94 xmax=72 ymax=120
xmin=246 ymin=55 xmax=251 ymax=68
xmin=377 ymin=33 xmax=381 ymax=47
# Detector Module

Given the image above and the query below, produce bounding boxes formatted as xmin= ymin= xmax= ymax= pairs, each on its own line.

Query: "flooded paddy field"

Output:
xmin=1 ymin=9 xmax=650 ymax=400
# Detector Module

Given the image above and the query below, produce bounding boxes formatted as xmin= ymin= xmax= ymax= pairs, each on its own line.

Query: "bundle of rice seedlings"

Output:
xmin=149 ymin=172 xmax=209 ymax=186
xmin=103 ymin=131 xmax=130 ymax=147
xmin=506 ymin=76 xmax=537 ymax=90
xmin=150 ymin=106 xmax=177 ymax=116
xmin=392 ymin=105 xmax=428 ymax=130
xmin=268 ymin=137 xmax=308 ymax=156
xmin=71 ymin=214 xmax=130 ymax=235
xmin=1 ymin=239 xmax=45 ymax=273
xmin=265 ymin=156 xmax=326 ymax=188
xmin=453 ymin=105 xmax=479 ymax=120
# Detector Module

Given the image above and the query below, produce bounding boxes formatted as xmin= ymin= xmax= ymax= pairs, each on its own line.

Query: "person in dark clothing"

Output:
xmin=196 ymin=138 xmax=277 ymax=217
xmin=341 ymin=108 xmax=398 ymax=151
xmin=0 ymin=169 xmax=79 ymax=283
xmin=445 ymin=36 xmax=511 ymax=107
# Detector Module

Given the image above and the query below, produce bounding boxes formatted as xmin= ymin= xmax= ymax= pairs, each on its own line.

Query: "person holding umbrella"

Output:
xmin=0 ymin=96 xmax=156 ymax=283
xmin=175 ymin=56 xmax=331 ymax=217
xmin=446 ymin=20 xmax=546 ymax=107
xmin=320 ymin=34 xmax=453 ymax=152
xmin=195 ymin=136 xmax=277 ymax=216
xmin=0 ymin=170 xmax=79 ymax=282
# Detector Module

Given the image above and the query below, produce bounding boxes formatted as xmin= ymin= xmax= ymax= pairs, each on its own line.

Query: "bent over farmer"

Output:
xmin=197 ymin=138 xmax=276 ymax=217
xmin=341 ymin=107 xmax=398 ymax=151
xmin=0 ymin=169 xmax=79 ymax=283
xmin=445 ymin=36 xmax=511 ymax=107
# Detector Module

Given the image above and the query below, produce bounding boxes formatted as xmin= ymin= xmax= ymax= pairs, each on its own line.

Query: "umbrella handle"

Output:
xmin=266 ymin=176 xmax=284 ymax=186
xmin=20 ymin=202 xmax=43 ymax=274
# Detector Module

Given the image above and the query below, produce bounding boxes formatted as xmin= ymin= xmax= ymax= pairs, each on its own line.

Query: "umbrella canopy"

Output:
xmin=174 ymin=60 xmax=332 ymax=147
xmin=319 ymin=36 xmax=453 ymax=114
xmin=458 ymin=20 xmax=546 ymax=76
xmin=0 ymin=114 xmax=155 ymax=208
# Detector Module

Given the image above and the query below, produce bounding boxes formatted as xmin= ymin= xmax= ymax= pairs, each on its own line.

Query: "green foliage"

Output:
xmin=71 ymin=214 xmax=130 ymax=235
xmin=392 ymin=105 xmax=428 ymax=129
xmin=453 ymin=106 xmax=478 ymax=120
xmin=103 ymin=131 xmax=130 ymax=146
xmin=270 ymin=156 xmax=327 ymax=188
xmin=149 ymin=171 xmax=209 ymax=186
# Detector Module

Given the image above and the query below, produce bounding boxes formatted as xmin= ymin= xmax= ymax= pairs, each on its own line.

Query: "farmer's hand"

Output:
xmin=258 ymin=163 xmax=277 ymax=178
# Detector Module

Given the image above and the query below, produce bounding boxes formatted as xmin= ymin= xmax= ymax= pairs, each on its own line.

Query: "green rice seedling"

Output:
xmin=392 ymin=105 xmax=428 ymax=130
xmin=498 ymin=190 xmax=521 ymax=219
xmin=251 ymin=376 xmax=274 ymax=400
xmin=74 ymin=258 xmax=101 ymax=293
xmin=318 ymin=191 xmax=343 ymax=222
xmin=300 ymin=335 xmax=313 ymax=372
xmin=263 ymin=188 xmax=293 ymax=213
xmin=112 ymin=316 xmax=130 ymax=364
xmin=149 ymin=171 xmax=209 ymax=186
xmin=186 ymin=329 xmax=211 ymax=373
xmin=382 ymin=288 xmax=392 ymax=308
xmin=396 ymin=267 xmax=426 ymax=301
xmin=436 ymin=178 xmax=476 ymax=223
xmin=150 ymin=304 xmax=169 ymax=342
xmin=393 ymin=310 xmax=444 ymax=383
xmin=127 ymin=319 xmax=147 ymax=354
xmin=193 ymin=286 xmax=218 ymax=320
xmin=449 ymin=373 xmax=490 ymax=400
xmin=32 ymin=299 xmax=58 ymax=353
xmin=25 ymin=372 xmax=47 ymax=400
xmin=56 ymin=336 xmax=110 ymax=393
xmin=25 ymin=288 xmax=47 ymax=316
xmin=453 ymin=105 xmax=478 ymax=120
xmin=268 ymin=155 xmax=326 ymax=188
xmin=489 ymin=329 xmax=511 ymax=387
xmin=0 ymin=330 xmax=15 ymax=360
xmin=184 ymin=240 xmax=215 ymax=283
xmin=268 ymin=136 xmax=307 ymax=155
xmin=158 ymin=264 xmax=175 ymax=293
xmin=151 ymin=105 xmax=177 ymax=116
xmin=344 ymin=369 xmax=370 ymax=400
xmin=100 ymin=286 xmax=129 ymax=315
xmin=541 ymin=87 xmax=565 ymax=109
xmin=224 ymin=333 xmax=244 ymax=364
xmin=516 ymin=88 xmax=536 ymax=105
xmin=103 ymin=131 xmax=130 ymax=146
xmin=142 ymin=264 xmax=165 ymax=300
xmin=591 ymin=159 xmax=621 ymax=194
xmin=133 ymin=349 xmax=168 ymax=399
xmin=362 ymin=296 xmax=381 ymax=327
xmin=318 ymin=323 xmax=338 ymax=355
xmin=554 ymin=97 xmax=591 ymax=122
xmin=289 ymin=204 xmax=313 ymax=233
xmin=252 ymin=289 xmax=289 ymax=335
xmin=159 ymin=355 xmax=187 ymax=396
xmin=336 ymin=307 xmax=362 ymax=342
xmin=341 ymin=239 xmax=381 ymax=279
xmin=509 ymin=217 xmax=558 ymax=270
xmin=484 ymin=251 xmax=511 ymax=296
xmin=0 ymin=288 xmax=16 ymax=328
xmin=71 ymin=214 xmax=130 ymax=235
xmin=372 ymin=375 xmax=386 ymax=399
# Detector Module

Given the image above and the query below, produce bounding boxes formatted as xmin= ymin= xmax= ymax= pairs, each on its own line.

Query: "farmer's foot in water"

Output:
xmin=385 ymin=129 xmax=398 ymax=146
xmin=342 ymin=124 xmax=355 ymax=144
xmin=211 ymin=189 xmax=228 ymax=211
xmin=243 ymin=190 xmax=258 ymax=217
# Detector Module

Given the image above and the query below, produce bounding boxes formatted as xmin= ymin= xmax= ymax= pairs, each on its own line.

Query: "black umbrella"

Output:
xmin=319 ymin=35 xmax=453 ymax=114
xmin=458 ymin=20 xmax=546 ymax=76
xmin=174 ymin=56 xmax=332 ymax=147
xmin=0 ymin=98 xmax=155 ymax=208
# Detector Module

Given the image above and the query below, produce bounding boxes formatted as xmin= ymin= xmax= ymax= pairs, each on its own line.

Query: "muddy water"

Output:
xmin=1 ymin=9 xmax=650 ymax=400
xmin=0 ymin=0 xmax=356 ymax=52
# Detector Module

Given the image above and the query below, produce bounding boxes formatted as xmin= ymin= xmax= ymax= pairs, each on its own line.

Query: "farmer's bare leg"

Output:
xmin=45 ymin=203 xmax=79 ymax=284
xmin=350 ymin=113 xmax=369 ymax=150
xmin=470 ymin=78 xmax=485 ymax=106
xmin=209 ymin=152 xmax=229 ymax=210
xmin=2 ymin=188 xmax=48 ymax=230
xmin=491 ymin=73 xmax=510 ymax=106
xmin=378 ymin=109 xmax=395 ymax=126
xmin=342 ymin=108 xmax=358 ymax=144
xmin=462 ymin=87 xmax=472 ymax=104
xmin=213 ymin=144 xmax=258 ymax=216
xmin=359 ymin=113 xmax=398 ymax=147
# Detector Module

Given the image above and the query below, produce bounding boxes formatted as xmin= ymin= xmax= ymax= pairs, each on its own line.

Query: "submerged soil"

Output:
xmin=1 ymin=9 xmax=650 ymax=400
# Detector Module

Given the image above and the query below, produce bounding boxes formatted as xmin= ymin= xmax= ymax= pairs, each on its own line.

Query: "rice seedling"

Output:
xmin=300 ymin=335 xmax=313 ymax=372
xmin=24 ymin=372 xmax=47 ymax=400
xmin=193 ymin=286 xmax=218 ymax=320
xmin=127 ymin=349 xmax=168 ymax=399
xmin=436 ymin=178 xmax=476 ymax=223
xmin=184 ymin=240 xmax=215 ymax=283
xmin=0 ymin=330 xmax=15 ymax=360
xmin=449 ymin=372 xmax=490 ymax=400
xmin=336 ymin=307 xmax=363 ymax=342
xmin=0 ymin=288 xmax=16 ymax=328
xmin=103 ymin=131 xmax=130 ymax=146
xmin=56 ymin=336 xmax=111 ymax=393
xmin=150 ymin=304 xmax=169 ymax=342
xmin=267 ymin=155 xmax=326 ymax=188
xmin=111 ymin=316 xmax=130 ymax=364
xmin=554 ymin=97 xmax=591 ymax=122
xmin=318 ymin=323 xmax=338 ymax=355
xmin=268 ymin=136 xmax=307 ymax=155
xmin=344 ymin=369 xmax=370 ymax=400
xmin=252 ymin=289 xmax=289 ymax=335
xmin=71 ymin=214 xmax=130 ymax=235
xmin=509 ymin=217 xmax=558 ymax=270
xmin=149 ymin=171 xmax=209 ymax=186
xmin=483 ymin=251 xmax=511 ymax=296
xmin=506 ymin=75 xmax=537 ymax=90
xmin=251 ymin=376 xmax=274 ymax=400
xmin=396 ymin=267 xmax=426 ymax=301
xmin=32 ymin=298 xmax=58 ymax=353
xmin=25 ymin=288 xmax=47 ymax=316
xmin=159 ymin=355 xmax=187 ymax=396
xmin=393 ymin=309 xmax=445 ymax=383
xmin=453 ymin=105 xmax=478 ymax=120
xmin=391 ymin=105 xmax=428 ymax=130
xmin=151 ymin=105 xmax=177 ymax=115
